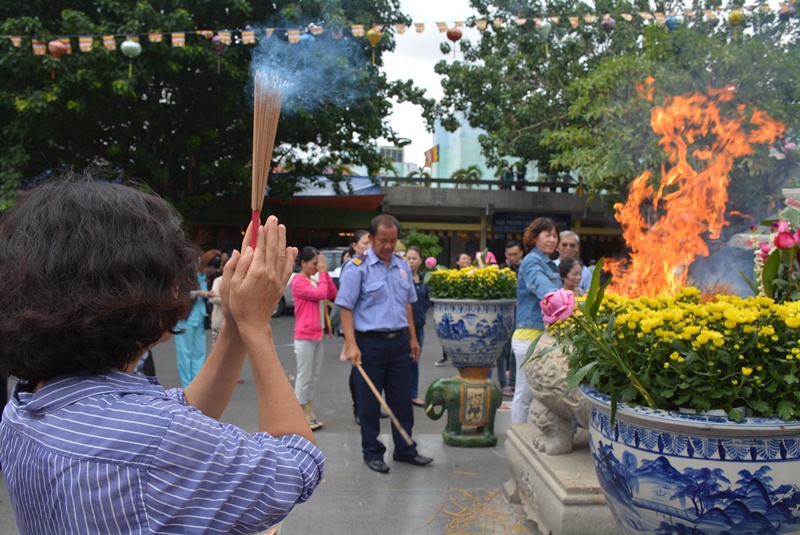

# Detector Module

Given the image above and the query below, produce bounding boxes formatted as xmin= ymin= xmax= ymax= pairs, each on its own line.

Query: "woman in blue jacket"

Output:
xmin=510 ymin=217 xmax=562 ymax=424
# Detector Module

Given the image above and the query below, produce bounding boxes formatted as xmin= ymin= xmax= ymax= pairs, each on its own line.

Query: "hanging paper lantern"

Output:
xmin=120 ymin=39 xmax=142 ymax=79
xmin=366 ymin=27 xmax=382 ymax=64
xmin=537 ymin=20 xmax=552 ymax=56
xmin=47 ymin=40 xmax=68 ymax=79
xmin=665 ymin=16 xmax=680 ymax=32
xmin=536 ymin=20 xmax=552 ymax=39
xmin=48 ymin=39 xmax=68 ymax=58
xmin=729 ymin=9 xmax=745 ymax=26
xmin=601 ymin=17 xmax=616 ymax=35
xmin=446 ymin=27 xmax=463 ymax=43
xmin=446 ymin=28 xmax=462 ymax=59
xmin=210 ymin=35 xmax=227 ymax=75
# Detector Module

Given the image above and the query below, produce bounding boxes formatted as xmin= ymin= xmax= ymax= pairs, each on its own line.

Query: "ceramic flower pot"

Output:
xmin=427 ymin=298 xmax=515 ymax=447
xmin=431 ymin=298 xmax=515 ymax=368
xmin=582 ymin=386 xmax=800 ymax=535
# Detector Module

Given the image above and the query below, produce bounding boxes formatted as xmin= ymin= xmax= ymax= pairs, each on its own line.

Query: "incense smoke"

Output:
xmin=249 ymin=26 xmax=371 ymax=113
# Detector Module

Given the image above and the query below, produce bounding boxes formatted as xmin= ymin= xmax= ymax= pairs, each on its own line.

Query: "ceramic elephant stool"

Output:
xmin=425 ymin=374 xmax=502 ymax=447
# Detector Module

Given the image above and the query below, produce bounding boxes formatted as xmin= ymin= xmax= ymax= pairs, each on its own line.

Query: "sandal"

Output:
xmin=501 ymin=386 xmax=514 ymax=398
xmin=411 ymin=397 xmax=425 ymax=407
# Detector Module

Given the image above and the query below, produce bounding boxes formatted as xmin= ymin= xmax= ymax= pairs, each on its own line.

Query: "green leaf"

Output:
xmin=728 ymin=408 xmax=744 ymax=423
xmin=563 ymin=361 xmax=597 ymax=395
xmin=762 ymin=250 xmax=781 ymax=299
xmin=738 ymin=270 xmax=761 ymax=295
xmin=584 ymin=257 xmax=609 ymax=320
xmin=777 ymin=400 xmax=796 ymax=421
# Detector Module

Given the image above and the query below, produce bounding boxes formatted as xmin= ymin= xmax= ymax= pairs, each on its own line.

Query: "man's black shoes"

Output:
xmin=392 ymin=453 xmax=433 ymax=467
xmin=365 ymin=459 xmax=390 ymax=473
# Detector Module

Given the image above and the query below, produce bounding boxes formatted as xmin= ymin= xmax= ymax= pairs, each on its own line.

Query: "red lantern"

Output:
xmin=47 ymin=40 xmax=68 ymax=79
xmin=446 ymin=27 xmax=462 ymax=59
xmin=446 ymin=27 xmax=463 ymax=43
xmin=48 ymin=40 xmax=68 ymax=58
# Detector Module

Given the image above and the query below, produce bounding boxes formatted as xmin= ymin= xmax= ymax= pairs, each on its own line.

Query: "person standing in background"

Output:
xmin=511 ymin=218 xmax=562 ymax=424
xmin=559 ymin=257 xmax=585 ymax=297
xmin=405 ymin=246 xmax=430 ymax=407
xmin=556 ymin=230 xmax=592 ymax=292
xmin=497 ymin=240 xmax=523 ymax=398
xmin=336 ymin=214 xmax=432 ymax=473
xmin=290 ymin=247 xmax=337 ymax=431
xmin=174 ymin=249 xmax=219 ymax=387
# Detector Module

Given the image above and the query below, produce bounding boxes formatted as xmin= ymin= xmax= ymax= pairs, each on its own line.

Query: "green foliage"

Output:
xmin=435 ymin=1 xmax=800 ymax=217
xmin=401 ymin=227 xmax=442 ymax=260
xmin=0 ymin=0 xmax=435 ymax=216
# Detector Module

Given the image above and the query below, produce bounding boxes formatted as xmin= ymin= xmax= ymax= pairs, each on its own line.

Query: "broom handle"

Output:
xmin=355 ymin=364 xmax=414 ymax=446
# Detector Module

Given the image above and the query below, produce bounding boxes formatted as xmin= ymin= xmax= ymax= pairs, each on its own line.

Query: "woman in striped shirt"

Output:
xmin=0 ymin=176 xmax=324 ymax=534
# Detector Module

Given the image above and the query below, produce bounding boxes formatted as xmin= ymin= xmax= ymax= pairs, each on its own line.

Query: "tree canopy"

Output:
xmin=434 ymin=1 xmax=800 ymax=218
xmin=0 ymin=0 xmax=434 ymax=216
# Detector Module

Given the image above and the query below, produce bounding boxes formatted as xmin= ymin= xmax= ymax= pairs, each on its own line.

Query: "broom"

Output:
xmin=251 ymin=71 xmax=287 ymax=248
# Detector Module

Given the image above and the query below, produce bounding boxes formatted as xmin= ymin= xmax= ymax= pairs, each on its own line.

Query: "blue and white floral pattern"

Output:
xmin=582 ymin=386 xmax=800 ymax=535
xmin=432 ymin=299 xmax=515 ymax=368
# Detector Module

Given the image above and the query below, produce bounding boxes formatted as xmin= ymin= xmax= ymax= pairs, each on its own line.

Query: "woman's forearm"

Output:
xmin=183 ymin=322 xmax=247 ymax=419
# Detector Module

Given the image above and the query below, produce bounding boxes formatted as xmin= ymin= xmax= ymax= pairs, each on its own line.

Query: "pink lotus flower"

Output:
xmin=758 ymin=242 xmax=771 ymax=261
xmin=775 ymin=231 xmax=797 ymax=250
xmin=541 ymin=289 xmax=576 ymax=325
xmin=425 ymin=256 xmax=437 ymax=269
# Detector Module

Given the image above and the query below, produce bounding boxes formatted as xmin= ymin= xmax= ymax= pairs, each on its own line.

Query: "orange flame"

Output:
xmin=606 ymin=84 xmax=784 ymax=297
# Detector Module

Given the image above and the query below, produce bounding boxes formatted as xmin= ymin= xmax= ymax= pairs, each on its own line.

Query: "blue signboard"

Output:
xmin=491 ymin=212 xmax=572 ymax=233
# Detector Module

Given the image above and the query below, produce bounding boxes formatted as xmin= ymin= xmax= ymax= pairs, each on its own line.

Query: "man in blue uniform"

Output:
xmin=335 ymin=214 xmax=433 ymax=473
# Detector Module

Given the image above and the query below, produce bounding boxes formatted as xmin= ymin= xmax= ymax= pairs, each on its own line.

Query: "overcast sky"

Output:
xmin=381 ymin=0 xmax=480 ymax=168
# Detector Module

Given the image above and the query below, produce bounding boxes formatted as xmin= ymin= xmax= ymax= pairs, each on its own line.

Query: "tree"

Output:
xmin=434 ymin=0 xmax=642 ymax=177
xmin=451 ymin=164 xmax=483 ymax=181
xmin=543 ymin=6 xmax=800 ymax=215
xmin=434 ymin=1 xmax=800 ymax=219
xmin=401 ymin=227 xmax=443 ymax=260
xmin=0 ymin=0 xmax=435 ymax=216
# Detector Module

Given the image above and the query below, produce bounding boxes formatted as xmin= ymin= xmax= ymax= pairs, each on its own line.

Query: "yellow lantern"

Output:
xmin=366 ymin=27 xmax=382 ymax=64
xmin=728 ymin=9 xmax=745 ymax=26
xmin=729 ymin=9 xmax=745 ymax=40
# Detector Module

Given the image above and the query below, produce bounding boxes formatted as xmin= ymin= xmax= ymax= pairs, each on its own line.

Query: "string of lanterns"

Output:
xmin=4 ymin=5 xmax=796 ymax=77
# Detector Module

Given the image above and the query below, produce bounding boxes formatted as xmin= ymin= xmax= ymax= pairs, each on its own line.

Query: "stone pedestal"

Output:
xmin=503 ymin=424 xmax=617 ymax=535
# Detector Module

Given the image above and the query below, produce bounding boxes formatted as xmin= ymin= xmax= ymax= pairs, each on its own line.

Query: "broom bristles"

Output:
xmin=252 ymin=72 xmax=286 ymax=212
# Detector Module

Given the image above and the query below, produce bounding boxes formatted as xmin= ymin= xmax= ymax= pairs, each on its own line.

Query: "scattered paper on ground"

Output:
xmin=419 ymin=489 xmax=534 ymax=534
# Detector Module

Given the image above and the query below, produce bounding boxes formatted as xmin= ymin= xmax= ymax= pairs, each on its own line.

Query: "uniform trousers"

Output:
xmin=354 ymin=331 xmax=418 ymax=461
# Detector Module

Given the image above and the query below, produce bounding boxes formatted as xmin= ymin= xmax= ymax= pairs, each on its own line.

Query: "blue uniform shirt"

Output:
xmin=335 ymin=248 xmax=417 ymax=332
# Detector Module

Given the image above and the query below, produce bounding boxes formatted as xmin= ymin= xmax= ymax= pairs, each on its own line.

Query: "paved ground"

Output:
xmin=0 ymin=311 xmax=539 ymax=534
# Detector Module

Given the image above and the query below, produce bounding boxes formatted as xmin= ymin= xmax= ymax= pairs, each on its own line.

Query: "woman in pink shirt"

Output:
xmin=290 ymin=247 xmax=338 ymax=430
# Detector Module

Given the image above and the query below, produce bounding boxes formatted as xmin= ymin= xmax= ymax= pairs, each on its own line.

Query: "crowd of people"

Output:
xmin=0 ymin=174 xmax=595 ymax=531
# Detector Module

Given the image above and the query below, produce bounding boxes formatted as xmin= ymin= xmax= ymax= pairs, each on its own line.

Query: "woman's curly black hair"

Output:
xmin=0 ymin=175 xmax=200 ymax=383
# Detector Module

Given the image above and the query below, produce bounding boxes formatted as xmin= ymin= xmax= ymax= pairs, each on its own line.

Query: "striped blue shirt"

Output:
xmin=0 ymin=372 xmax=325 ymax=534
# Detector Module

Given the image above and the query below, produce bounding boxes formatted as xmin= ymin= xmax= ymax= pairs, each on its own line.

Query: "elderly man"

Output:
xmin=556 ymin=230 xmax=592 ymax=292
xmin=336 ymin=214 xmax=433 ymax=473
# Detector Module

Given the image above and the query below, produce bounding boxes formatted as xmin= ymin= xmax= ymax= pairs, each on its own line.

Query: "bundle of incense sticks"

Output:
xmin=251 ymin=71 xmax=286 ymax=247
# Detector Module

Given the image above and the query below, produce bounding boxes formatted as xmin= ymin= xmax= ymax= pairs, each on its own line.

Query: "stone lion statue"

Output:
xmin=523 ymin=332 xmax=590 ymax=455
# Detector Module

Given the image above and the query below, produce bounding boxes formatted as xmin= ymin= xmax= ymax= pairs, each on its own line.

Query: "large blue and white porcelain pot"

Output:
xmin=432 ymin=298 xmax=515 ymax=368
xmin=582 ymin=386 xmax=800 ymax=535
